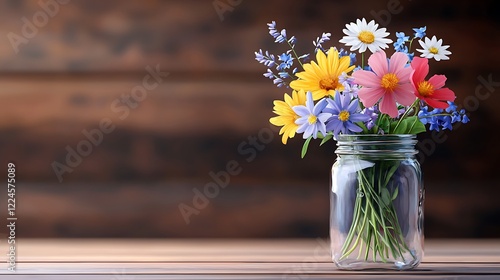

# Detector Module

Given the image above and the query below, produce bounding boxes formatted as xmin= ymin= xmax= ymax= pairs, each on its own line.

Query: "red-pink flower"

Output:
xmin=353 ymin=51 xmax=415 ymax=118
xmin=410 ymin=57 xmax=455 ymax=109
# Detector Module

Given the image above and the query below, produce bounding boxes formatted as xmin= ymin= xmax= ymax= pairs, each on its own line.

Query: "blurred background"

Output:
xmin=0 ymin=0 xmax=499 ymax=239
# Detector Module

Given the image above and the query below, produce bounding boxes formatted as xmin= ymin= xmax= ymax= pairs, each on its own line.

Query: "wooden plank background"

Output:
xmin=0 ymin=0 xmax=499 ymax=238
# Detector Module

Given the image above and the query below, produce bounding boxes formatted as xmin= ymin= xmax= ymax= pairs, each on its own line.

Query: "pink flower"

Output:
xmin=352 ymin=51 xmax=415 ymax=118
xmin=410 ymin=57 xmax=455 ymax=109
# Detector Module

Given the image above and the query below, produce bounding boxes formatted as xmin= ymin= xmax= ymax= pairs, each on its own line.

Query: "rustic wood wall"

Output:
xmin=0 ymin=0 xmax=499 ymax=238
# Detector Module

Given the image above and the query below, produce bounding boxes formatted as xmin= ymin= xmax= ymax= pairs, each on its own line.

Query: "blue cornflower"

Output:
xmin=293 ymin=92 xmax=331 ymax=139
xmin=277 ymin=53 xmax=293 ymax=70
xmin=323 ymin=92 xmax=370 ymax=138
xmin=413 ymin=26 xmax=426 ymax=39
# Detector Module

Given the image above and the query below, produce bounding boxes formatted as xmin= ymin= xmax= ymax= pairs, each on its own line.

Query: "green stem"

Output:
xmin=286 ymin=41 xmax=304 ymax=69
xmin=339 ymin=160 xmax=412 ymax=263
xmin=392 ymin=99 xmax=419 ymax=133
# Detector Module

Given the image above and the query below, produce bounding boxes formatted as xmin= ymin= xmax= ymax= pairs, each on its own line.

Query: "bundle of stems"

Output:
xmin=340 ymin=161 xmax=412 ymax=262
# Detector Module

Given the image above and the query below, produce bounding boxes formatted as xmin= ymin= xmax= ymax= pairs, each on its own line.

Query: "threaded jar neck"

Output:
xmin=335 ymin=134 xmax=418 ymax=158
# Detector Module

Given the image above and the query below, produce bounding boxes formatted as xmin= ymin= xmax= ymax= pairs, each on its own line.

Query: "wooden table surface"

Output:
xmin=1 ymin=238 xmax=500 ymax=279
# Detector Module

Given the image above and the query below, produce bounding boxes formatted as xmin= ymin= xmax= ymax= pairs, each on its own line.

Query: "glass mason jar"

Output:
xmin=330 ymin=134 xmax=424 ymax=270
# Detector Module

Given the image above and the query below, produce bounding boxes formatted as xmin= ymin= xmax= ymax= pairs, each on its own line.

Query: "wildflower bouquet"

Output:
xmin=255 ymin=19 xmax=469 ymax=268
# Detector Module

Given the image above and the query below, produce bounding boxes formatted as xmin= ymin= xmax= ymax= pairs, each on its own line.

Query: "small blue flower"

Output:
xmin=277 ymin=53 xmax=294 ymax=71
xmin=441 ymin=115 xmax=453 ymax=130
xmin=396 ymin=32 xmax=410 ymax=42
xmin=293 ymin=92 xmax=331 ymax=139
xmin=254 ymin=49 xmax=276 ymax=68
xmin=313 ymin=32 xmax=331 ymax=53
xmin=297 ymin=53 xmax=310 ymax=64
xmin=323 ymin=92 xmax=370 ymax=138
xmin=413 ymin=26 xmax=426 ymax=39
xmin=461 ymin=112 xmax=470 ymax=124
xmin=278 ymin=72 xmax=291 ymax=79
xmin=338 ymin=48 xmax=357 ymax=65
xmin=418 ymin=106 xmax=430 ymax=124
xmin=263 ymin=69 xmax=274 ymax=79
xmin=267 ymin=21 xmax=279 ymax=38
xmin=406 ymin=52 xmax=415 ymax=62
xmin=267 ymin=21 xmax=287 ymax=43
xmin=349 ymin=52 xmax=357 ymax=64
xmin=362 ymin=106 xmax=379 ymax=130
xmin=393 ymin=32 xmax=410 ymax=53
xmin=418 ymin=102 xmax=470 ymax=132
xmin=275 ymin=29 xmax=287 ymax=43
xmin=445 ymin=101 xmax=458 ymax=113
xmin=338 ymin=72 xmax=354 ymax=85
xmin=342 ymin=83 xmax=359 ymax=99
xmin=262 ymin=69 xmax=287 ymax=88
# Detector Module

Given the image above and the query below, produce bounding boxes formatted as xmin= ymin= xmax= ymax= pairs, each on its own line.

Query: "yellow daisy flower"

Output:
xmin=269 ymin=90 xmax=307 ymax=144
xmin=290 ymin=47 xmax=355 ymax=100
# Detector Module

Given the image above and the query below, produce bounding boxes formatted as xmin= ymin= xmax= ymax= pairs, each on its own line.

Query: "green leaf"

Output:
xmin=390 ymin=118 xmax=408 ymax=134
xmin=320 ymin=133 xmax=333 ymax=146
xmin=390 ymin=116 xmax=426 ymax=135
xmin=391 ymin=187 xmax=399 ymax=201
xmin=356 ymin=121 xmax=369 ymax=134
xmin=377 ymin=114 xmax=390 ymax=133
xmin=381 ymin=188 xmax=391 ymax=207
xmin=406 ymin=116 xmax=426 ymax=134
xmin=301 ymin=136 xmax=313 ymax=158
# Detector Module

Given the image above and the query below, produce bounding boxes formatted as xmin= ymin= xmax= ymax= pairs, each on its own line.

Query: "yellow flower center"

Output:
xmin=308 ymin=114 xmax=317 ymax=125
xmin=319 ymin=77 xmax=339 ymax=91
xmin=417 ymin=81 xmax=434 ymax=97
xmin=380 ymin=73 xmax=399 ymax=92
xmin=338 ymin=111 xmax=350 ymax=122
xmin=429 ymin=47 xmax=439 ymax=54
xmin=358 ymin=31 xmax=375 ymax=44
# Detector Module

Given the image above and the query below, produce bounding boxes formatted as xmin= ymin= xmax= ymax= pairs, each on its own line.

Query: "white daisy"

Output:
xmin=417 ymin=36 xmax=451 ymax=61
xmin=339 ymin=18 xmax=393 ymax=54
